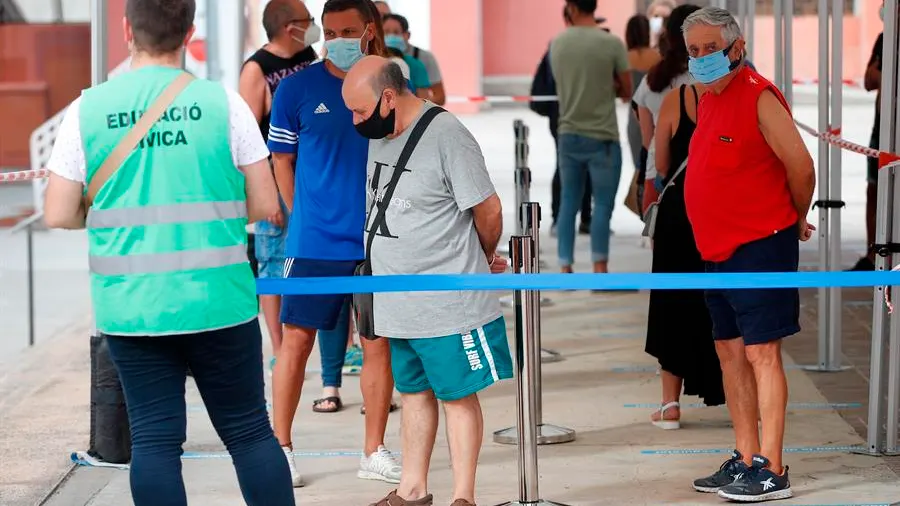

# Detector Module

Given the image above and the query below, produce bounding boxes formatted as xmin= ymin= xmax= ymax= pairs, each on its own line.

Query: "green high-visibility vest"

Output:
xmin=81 ymin=66 xmax=257 ymax=336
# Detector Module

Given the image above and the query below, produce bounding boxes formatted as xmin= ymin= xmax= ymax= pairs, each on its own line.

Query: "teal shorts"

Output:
xmin=389 ymin=317 xmax=513 ymax=401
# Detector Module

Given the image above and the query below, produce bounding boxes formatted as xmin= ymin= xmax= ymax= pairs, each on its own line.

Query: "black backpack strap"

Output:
xmin=364 ymin=106 xmax=446 ymax=260
xmin=413 ymin=47 xmax=421 ymax=60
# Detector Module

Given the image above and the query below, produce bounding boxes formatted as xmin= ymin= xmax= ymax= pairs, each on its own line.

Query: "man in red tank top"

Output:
xmin=681 ymin=7 xmax=816 ymax=503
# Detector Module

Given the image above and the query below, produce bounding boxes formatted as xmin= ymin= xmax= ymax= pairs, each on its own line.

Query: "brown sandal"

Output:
xmin=313 ymin=396 xmax=343 ymax=413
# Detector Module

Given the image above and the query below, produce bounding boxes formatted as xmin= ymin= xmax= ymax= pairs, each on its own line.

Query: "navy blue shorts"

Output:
xmin=704 ymin=227 xmax=801 ymax=346
xmin=280 ymin=258 xmax=359 ymax=331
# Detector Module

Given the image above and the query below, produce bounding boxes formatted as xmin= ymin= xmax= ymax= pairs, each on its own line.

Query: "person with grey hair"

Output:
xmin=343 ymin=56 xmax=512 ymax=506
xmin=681 ymin=6 xmax=816 ymax=503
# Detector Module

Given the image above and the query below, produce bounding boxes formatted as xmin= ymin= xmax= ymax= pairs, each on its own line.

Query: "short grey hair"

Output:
xmin=682 ymin=6 xmax=743 ymax=45
xmin=370 ymin=60 xmax=409 ymax=96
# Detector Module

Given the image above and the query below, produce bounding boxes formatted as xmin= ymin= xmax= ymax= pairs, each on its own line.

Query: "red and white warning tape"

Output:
xmin=446 ymin=95 xmax=557 ymax=104
xmin=0 ymin=168 xmax=48 ymax=183
xmin=791 ymin=78 xmax=864 ymax=88
xmin=793 ymin=120 xmax=881 ymax=158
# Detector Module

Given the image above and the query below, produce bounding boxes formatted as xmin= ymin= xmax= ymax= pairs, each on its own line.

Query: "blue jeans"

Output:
xmin=557 ymin=133 xmax=622 ymax=266
xmin=317 ymin=297 xmax=351 ymax=387
xmin=106 ymin=319 xmax=295 ymax=506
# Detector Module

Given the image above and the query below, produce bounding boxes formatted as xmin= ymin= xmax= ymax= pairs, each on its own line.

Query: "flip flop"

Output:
xmin=360 ymin=402 xmax=399 ymax=415
xmin=313 ymin=396 xmax=343 ymax=413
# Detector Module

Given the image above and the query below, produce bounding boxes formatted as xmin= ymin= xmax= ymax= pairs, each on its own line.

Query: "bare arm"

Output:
xmin=616 ymin=71 xmax=633 ymax=102
xmin=429 ymin=81 xmax=446 ymax=106
xmin=638 ymin=106 xmax=654 ymax=150
xmin=238 ymin=61 xmax=268 ymax=124
xmin=471 ymin=193 xmax=503 ymax=260
xmin=865 ymin=60 xmax=882 ymax=92
xmin=654 ymin=89 xmax=682 ymax=179
xmin=272 ymin=152 xmax=296 ymax=213
xmin=43 ymin=173 xmax=86 ymax=229
xmin=242 ymin=158 xmax=279 ymax=223
xmin=758 ymin=90 xmax=816 ymax=218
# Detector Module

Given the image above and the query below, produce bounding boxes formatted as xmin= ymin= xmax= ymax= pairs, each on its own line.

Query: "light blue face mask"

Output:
xmin=385 ymin=34 xmax=407 ymax=52
xmin=324 ymin=36 xmax=366 ymax=71
xmin=688 ymin=42 xmax=740 ymax=84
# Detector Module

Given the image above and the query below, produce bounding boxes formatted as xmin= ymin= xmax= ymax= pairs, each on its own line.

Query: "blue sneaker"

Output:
xmin=717 ymin=454 xmax=792 ymax=502
xmin=692 ymin=450 xmax=749 ymax=493
xmin=343 ymin=345 xmax=363 ymax=376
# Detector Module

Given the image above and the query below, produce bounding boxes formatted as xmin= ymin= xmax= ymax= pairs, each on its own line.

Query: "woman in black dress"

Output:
xmin=644 ymin=79 xmax=725 ymax=426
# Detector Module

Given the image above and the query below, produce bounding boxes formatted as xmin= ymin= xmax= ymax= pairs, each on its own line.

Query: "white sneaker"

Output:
xmin=357 ymin=445 xmax=402 ymax=484
xmin=281 ymin=446 xmax=305 ymax=487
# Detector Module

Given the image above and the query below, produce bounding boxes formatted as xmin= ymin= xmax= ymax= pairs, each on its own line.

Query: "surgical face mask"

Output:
xmin=324 ymin=35 xmax=366 ymax=71
xmin=688 ymin=42 xmax=741 ymax=84
xmin=880 ymin=5 xmax=885 ymax=21
xmin=385 ymin=34 xmax=407 ymax=52
xmin=650 ymin=16 xmax=664 ymax=34
xmin=355 ymin=94 xmax=396 ymax=140
xmin=290 ymin=23 xmax=321 ymax=47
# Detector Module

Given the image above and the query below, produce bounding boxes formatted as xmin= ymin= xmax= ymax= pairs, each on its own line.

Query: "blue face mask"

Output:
xmin=324 ymin=36 xmax=366 ymax=71
xmin=688 ymin=42 xmax=741 ymax=84
xmin=385 ymin=34 xmax=407 ymax=52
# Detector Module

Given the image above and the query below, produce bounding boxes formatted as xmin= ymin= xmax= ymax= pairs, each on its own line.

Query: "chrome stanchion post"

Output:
xmin=522 ymin=202 xmax=560 ymax=361
xmin=495 ymin=207 xmax=575 ymax=446
xmin=496 ymin=236 xmax=570 ymax=506
xmin=498 ymin=120 xmax=528 ymax=258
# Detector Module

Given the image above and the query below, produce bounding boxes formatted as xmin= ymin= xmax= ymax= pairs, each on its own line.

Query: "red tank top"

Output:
xmin=684 ymin=66 xmax=798 ymax=262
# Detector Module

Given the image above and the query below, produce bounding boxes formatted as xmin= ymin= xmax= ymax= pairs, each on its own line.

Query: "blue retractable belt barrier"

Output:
xmin=257 ymin=271 xmax=900 ymax=295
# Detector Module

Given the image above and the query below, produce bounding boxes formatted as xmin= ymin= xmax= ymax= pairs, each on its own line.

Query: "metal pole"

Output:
xmin=811 ymin=0 xmax=831 ymax=372
xmin=26 ymin=223 xmax=34 ymax=347
xmin=206 ymin=0 xmax=221 ymax=81
xmin=496 ymin=237 xmax=570 ymax=506
xmin=825 ymin=0 xmax=844 ymax=371
xmin=237 ymin=0 xmax=247 ymax=83
xmin=524 ymin=203 xmax=574 ymax=445
xmin=886 ymin=164 xmax=900 ymax=455
xmin=864 ymin=0 xmax=899 ymax=456
xmin=51 ymin=0 xmax=64 ymax=22
xmin=747 ymin=0 xmax=755 ymax=60
xmin=882 ymin=0 xmax=900 ymax=455
xmin=774 ymin=0 xmax=784 ymax=90
xmin=784 ymin=0 xmax=793 ymax=105
xmin=523 ymin=202 xmax=561 ymax=361
xmin=90 ymin=0 xmax=108 ymax=86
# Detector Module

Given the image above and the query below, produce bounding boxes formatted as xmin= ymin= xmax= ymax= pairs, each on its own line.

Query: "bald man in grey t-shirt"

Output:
xmin=344 ymin=56 xmax=511 ymax=506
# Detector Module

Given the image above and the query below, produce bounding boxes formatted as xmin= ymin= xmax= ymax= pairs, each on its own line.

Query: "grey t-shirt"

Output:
xmin=405 ymin=45 xmax=443 ymax=85
xmin=365 ymin=102 xmax=501 ymax=338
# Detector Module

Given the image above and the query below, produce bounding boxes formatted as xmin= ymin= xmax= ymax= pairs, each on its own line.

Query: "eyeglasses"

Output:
xmin=289 ymin=17 xmax=315 ymax=25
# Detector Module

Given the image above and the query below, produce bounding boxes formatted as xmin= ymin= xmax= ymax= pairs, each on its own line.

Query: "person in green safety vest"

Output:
xmin=42 ymin=0 xmax=294 ymax=504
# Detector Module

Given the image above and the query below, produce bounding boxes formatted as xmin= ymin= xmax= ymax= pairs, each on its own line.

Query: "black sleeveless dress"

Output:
xmin=644 ymin=85 xmax=725 ymax=407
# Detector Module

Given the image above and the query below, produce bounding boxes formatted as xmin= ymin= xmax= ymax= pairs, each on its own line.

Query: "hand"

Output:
xmin=488 ymin=254 xmax=508 ymax=274
xmin=799 ymin=218 xmax=816 ymax=241
xmin=267 ymin=209 xmax=284 ymax=227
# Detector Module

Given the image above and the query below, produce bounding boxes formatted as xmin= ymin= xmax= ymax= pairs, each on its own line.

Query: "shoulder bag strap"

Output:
xmin=364 ymin=105 xmax=446 ymax=260
xmin=85 ymin=72 xmax=195 ymax=208
xmin=658 ymin=158 xmax=689 ymax=201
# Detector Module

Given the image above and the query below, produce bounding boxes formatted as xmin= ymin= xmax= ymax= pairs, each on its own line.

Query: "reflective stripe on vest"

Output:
xmin=89 ymin=244 xmax=248 ymax=276
xmin=86 ymin=200 xmax=247 ymax=229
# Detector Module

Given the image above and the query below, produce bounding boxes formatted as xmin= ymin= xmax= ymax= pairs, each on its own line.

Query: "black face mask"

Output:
xmin=355 ymin=94 xmax=396 ymax=140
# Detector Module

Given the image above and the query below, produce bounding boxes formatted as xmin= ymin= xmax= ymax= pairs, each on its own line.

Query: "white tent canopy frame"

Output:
xmin=86 ymin=0 xmax=900 ymax=455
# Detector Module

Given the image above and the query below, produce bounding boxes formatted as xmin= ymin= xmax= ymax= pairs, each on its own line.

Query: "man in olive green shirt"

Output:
xmin=550 ymin=0 xmax=631 ymax=274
